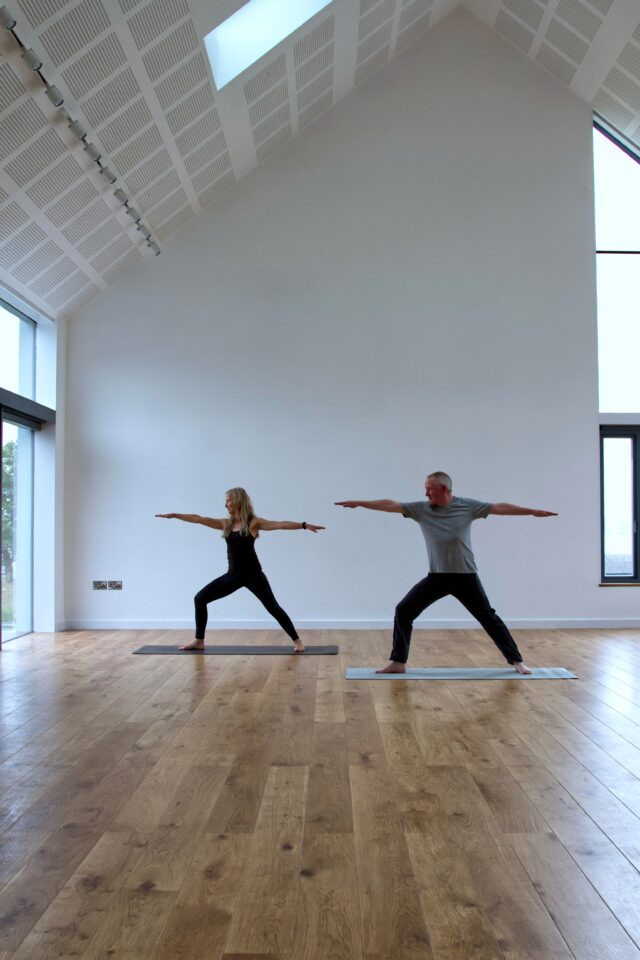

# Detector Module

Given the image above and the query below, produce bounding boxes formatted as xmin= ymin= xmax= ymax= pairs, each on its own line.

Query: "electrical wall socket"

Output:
xmin=108 ymin=581 xmax=122 ymax=590
xmin=92 ymin=581 xmax=108 ymax=590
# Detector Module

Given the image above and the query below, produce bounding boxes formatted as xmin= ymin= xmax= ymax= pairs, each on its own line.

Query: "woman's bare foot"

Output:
xmin=375 ymin=661 xmax=407 ymax=674
xmin=514 ymin=661 xmax=532 ymax=675
xmin=293 ymin=639 xmax=305 ymax=653
xmin=179 ymin=640 xmax=205 ymax=651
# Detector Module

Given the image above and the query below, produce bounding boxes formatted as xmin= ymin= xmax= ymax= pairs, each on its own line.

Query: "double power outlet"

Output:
xmin=92 ymin=581 xmax=123 ymax=590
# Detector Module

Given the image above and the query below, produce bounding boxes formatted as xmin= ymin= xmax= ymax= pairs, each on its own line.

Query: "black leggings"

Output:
xmin=391 ymin=573 xmax=523 ymax=665
xmin=194 ymin=570 xmax=299 ymax=641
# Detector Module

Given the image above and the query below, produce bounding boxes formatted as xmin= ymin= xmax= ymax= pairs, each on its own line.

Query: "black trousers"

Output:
xmin=194 ymin=569 xmax=299 ymax=641
xmin=391 ymin=573 xmax=523 ymax=665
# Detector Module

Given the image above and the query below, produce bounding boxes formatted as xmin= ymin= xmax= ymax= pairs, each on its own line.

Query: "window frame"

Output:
xmin=600 ymin=425 xmax=640 ymax=584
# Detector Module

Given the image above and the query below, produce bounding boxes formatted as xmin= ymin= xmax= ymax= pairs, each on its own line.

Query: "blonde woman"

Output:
xmin=156 ymin=488 xmax=324 ymax=651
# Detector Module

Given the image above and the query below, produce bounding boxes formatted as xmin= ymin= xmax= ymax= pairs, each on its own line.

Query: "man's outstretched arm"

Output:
xmin=489 ymin=503 xmax=557 ymax=517
xmin=335 ymin=499 xmax=404 ymax=513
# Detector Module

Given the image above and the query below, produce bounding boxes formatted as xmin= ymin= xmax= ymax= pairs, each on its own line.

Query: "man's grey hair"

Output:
xmin=428 ymin=471 xmax=452 ymax=490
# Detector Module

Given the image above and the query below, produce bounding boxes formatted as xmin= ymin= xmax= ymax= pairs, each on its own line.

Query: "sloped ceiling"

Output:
xmin=0 ymin=0 xmax=638 ymax=322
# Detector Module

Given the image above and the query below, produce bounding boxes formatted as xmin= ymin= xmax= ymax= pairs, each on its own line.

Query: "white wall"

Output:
xmin=63 ymin=10 xmax=640 ymax=630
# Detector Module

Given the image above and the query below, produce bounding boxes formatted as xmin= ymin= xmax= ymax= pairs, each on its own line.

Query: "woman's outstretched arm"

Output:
xmin=155 ymin=513 xmax=224 ymax=529
xmin=252 ymin=518 xmax=325 ymax=533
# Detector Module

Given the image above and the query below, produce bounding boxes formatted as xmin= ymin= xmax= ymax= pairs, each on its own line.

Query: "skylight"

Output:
xmin=204 ymin=0 xmax=332 ymax=90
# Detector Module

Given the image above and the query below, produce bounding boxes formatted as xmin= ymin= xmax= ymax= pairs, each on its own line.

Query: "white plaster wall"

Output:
xmin=63 ymin=11 xmax=640 ymax=630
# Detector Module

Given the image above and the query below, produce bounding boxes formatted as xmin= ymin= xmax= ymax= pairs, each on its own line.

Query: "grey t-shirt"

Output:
xmin=401 ymin=497 xmax=493 ymax=573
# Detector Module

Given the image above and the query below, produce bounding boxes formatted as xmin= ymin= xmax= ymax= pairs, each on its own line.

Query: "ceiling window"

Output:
xmin=205 ymin=0 xmax=332 ymax=89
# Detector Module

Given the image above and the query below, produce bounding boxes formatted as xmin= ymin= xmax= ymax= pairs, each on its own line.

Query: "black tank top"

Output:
xmin=225 ymin=530 xmax=262 ymax=574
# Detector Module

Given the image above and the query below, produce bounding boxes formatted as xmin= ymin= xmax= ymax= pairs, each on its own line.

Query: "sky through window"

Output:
xmin=205 ymin=0 xmax=332 ymax=90
xmin=594 ymin=128 xmax=640 ymax=413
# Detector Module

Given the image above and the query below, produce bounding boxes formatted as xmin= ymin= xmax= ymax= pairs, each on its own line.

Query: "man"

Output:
xmin=336 ymin=472 xmax=557 ymax=674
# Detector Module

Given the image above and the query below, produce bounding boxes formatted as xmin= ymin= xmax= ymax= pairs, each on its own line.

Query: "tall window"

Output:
xmin=594 ymin=126 xmax=640 ymax=413
xmin=1 ymin=298 xmax=40 ymax=642
xmin=0 ymin=300 xmax=35 ymax=400
xmin=600 ymin=427 xmax=638 ymax=582
xmin=595 ymin=125 xmax=640 ymax=583
xmin=2 ymin=418 xmax=34 ymax=640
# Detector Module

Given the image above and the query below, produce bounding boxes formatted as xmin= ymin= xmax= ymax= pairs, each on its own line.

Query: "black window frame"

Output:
xmin=600 ymin=425 xmax=640 ymax=584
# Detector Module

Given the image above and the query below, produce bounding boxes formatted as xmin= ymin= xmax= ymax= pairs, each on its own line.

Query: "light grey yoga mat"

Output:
xmin=345 ymin=667 xmax=577 ymax=680
xmin=134 ymin=645 xmax=338 ymax=656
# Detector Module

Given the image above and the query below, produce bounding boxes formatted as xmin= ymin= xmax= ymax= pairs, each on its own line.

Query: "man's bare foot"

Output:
xmin=514 ymin=661 xmax=532 ymax=675
xmin=179 ymin=641 xmax=205 ymax=651
xmin=293 ymin=639 xmax=305 ymax=653
xmin=375 ymin=662 xmax=407 ymax=674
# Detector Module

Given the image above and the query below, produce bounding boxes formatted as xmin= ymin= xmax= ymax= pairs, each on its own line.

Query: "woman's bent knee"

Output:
xmin=395 ymin=602 xmax=413 ymax=622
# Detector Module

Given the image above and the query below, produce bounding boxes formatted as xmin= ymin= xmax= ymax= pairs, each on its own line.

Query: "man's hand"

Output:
xmin=335 ymin=501 xmax=359 ymax=508
xmin=531 ymin=510 xmax=558 ymax=517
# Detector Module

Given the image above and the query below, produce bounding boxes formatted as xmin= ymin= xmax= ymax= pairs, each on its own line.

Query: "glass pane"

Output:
xmin=2 ymin=421 xmax=33 ymax=641
xmin=602 ymin=436 xmax=634 ymax=578
xmin=0 ymin=301 xmax=35 ymax=399
xmin=597 ymin=255 xmax=640 ymax=412
xmin=593 ymin=128 xmax=640 ymax=251
xmin=205 ymin=0 xmax=332 ymax=89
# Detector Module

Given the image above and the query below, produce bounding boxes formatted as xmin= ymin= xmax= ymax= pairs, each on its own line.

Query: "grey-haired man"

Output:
xmin=336 ymin=471 xmax=557 ymax=674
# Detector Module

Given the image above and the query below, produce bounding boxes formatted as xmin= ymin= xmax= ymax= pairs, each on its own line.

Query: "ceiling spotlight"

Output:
xmin=148 ymin=241 xmax=161 ymax=256
xmin=44 ymin=84 xmax=64 ymax=107
xmin=136 ymin=224 xmax=151 ymax=240
xmin=83 ymin=141 xmax=101 ymax=161
xmin=0 ymin=6 xmax=16 ymax=29
xmin=125 ymin=206 xmax=140 ymax=222
xmin=68 ymin=118 xmax=86 ymax=139
xmin=99 ymin=166 xmax=116 ymax=184
xmin=114 ymin=188 xmax=128 ymax=204
xmin=22 ymin=47 xmax=43 ymax=71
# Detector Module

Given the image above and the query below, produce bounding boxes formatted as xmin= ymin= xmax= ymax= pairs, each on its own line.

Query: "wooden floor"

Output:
xmin=1 ymin=628 xmax=640 ymax=959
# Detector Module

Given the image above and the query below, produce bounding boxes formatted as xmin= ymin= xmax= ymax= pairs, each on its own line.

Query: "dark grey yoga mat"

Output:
xmin=133 ymin=645 xmax=339 ymax=655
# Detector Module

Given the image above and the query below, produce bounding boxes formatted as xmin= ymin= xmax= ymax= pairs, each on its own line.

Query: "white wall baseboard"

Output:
xmin=60 ymin=618 xmax=640 ymax=631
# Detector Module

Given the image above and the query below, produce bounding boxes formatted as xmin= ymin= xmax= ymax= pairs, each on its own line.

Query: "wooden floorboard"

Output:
xmin=1 ymin=628 xmax=640 ymax=958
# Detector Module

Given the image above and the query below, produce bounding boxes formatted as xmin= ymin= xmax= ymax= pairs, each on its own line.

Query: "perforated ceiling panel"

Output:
xmin=488 ymin=0 xmax=640 ymax=142
xmin=0 ymin=0 xmax=639 ymax=321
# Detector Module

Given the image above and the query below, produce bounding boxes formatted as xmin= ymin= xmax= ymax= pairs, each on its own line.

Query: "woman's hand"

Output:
xmin=305 ymin=524 xmax=325 ymax=533
xmin=155 ymin=513 xmax=175 ymax=518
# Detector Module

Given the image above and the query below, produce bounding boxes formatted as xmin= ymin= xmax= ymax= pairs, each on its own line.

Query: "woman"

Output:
xmin=156 ymin=488 xmax=324 ymax=651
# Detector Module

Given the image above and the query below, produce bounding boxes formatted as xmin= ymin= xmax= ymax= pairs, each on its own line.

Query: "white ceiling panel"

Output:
xmin=0 ymin=0 xmax=638 ymax=321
